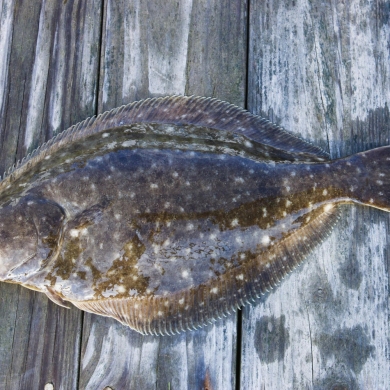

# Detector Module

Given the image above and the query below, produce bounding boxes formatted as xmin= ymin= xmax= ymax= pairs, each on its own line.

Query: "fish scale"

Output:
xmin=0 ymin=96 xmax=389 ymax=335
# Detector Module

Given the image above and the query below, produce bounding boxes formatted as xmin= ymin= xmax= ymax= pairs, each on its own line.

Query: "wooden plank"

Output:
xmin=0 ymin=1 xmax=102 ymax=388
xmin=242 ymin=1 xmax=390 ymax=389
xmin=79 ymin=0 xmax=247 ymax=389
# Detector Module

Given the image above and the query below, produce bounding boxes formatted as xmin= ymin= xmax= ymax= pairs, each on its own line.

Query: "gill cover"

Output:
xmin=0 ymin=195 xmax=65 ymax=283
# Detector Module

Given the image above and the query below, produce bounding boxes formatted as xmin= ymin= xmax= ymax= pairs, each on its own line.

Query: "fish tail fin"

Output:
xmin=341 ymin=146 xmax=390 ymax=212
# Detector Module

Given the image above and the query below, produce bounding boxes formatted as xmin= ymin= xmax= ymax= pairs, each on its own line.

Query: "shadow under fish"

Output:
xmin=0 ymin=96 xmax=388 ymax=335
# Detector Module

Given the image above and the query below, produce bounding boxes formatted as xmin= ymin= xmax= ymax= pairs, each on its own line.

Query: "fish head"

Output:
xmin=0 ymin=195 xmax=65 ymax=282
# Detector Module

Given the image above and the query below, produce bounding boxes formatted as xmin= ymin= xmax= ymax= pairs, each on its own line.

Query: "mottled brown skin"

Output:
xmin=0 ymin=96 xmax=389 ymax=335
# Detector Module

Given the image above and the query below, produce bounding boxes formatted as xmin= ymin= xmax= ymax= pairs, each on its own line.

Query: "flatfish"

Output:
xmin=0 ymin=96 xmax=388 ymax=335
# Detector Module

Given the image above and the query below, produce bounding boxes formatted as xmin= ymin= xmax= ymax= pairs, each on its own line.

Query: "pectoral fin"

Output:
xmin=45 ymin=286 xmax=70 ymax=309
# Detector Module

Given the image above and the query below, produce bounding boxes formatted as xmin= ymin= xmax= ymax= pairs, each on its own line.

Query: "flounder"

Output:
xmin=0 ymin=96 xmax=389 ymax=335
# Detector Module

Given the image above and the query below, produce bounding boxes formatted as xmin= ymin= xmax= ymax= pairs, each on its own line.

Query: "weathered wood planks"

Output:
xmin=243 ymin=1 xmax=390 ymax=389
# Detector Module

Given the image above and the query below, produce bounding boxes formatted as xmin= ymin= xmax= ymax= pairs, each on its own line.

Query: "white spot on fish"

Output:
xmin=117 ymin=285 xmax=126 ymax=293
xmin=122 ymin=140 xmax=136 ymax=147
xmin=231 ymin=218 xmax=239 ymax=227
xmin=70 ymin=229 xmax=79 ymax=238
xmin=150 ymin=183 xmax=158 ymax=189
xmin=286 ymin=200 xmax=292 ymax=207
xmin=324 ymin=204 xmax=333 ymax=212
xmin=236 ymin=274 xmax=244 ymax=280
xmin=102 ymin=132 xmax=110 ymax=138
xmin=106 ymin=142 xmax=117 ymax=149
xmin=182 ymin=270 xmax=189 ymax=278
xmin=45 ymin=155 xmax=51 ymax=160
xmin=262 ymin=235 xmax=271 ymax=245
xmin=172 ymin=171 xmax=179 ymax=178
xmin=323 ymin=189 xmax=328 ymax=196
xmin=376 ymin=180 xmax=383 ymax=185
xmin=211 ymin=287 xmax=218 ymax=294
xmin=179 ymin=298 xmax=185 ymax=305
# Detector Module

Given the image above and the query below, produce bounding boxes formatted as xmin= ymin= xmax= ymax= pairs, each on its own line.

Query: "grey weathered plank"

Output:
xmin=0 ymin=1 xmax=102 ymax=389
xmin=79 ymin=0 xmax=247 ymax=389
xmin=242 ymin=1 xmax=390 ymax=389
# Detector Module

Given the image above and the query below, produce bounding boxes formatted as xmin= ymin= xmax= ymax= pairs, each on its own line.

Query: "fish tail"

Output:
xmin=339 ymin=146 xmax=390 ymax=211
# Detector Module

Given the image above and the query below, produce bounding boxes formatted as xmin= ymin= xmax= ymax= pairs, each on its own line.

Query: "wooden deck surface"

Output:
xmin=0 ymin=1 xmax=389 ymax=389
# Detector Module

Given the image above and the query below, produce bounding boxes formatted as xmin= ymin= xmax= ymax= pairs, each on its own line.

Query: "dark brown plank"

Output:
xmin=79 ymin=0 xmax=247 ymax=388
xmin=242 ymin=1 xmax=390 ymax=388
xmin=0 ymin=1 xmax=102 ymax=388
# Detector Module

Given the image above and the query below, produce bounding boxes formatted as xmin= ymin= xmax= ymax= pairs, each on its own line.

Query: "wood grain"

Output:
xmin=79 ymin=0 xmax=247 ymax=389
xmin=0 ymin=0 xmax=102 ymax=388
xmin=243 ymin=1 xmax=390 ymax=388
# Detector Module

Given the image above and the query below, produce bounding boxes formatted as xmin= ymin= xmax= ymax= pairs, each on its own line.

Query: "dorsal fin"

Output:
xmin=0 ymin=96 xmax=329 ymax=192
xmin=72 ymin=204 xmax=341 ymax=335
